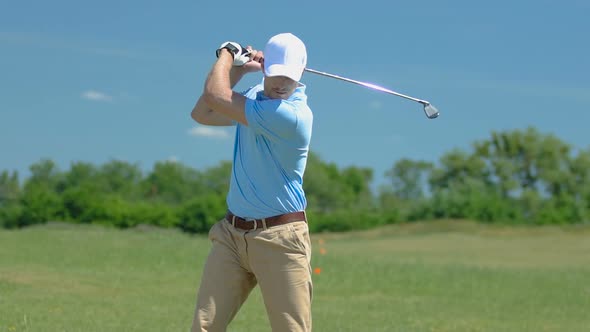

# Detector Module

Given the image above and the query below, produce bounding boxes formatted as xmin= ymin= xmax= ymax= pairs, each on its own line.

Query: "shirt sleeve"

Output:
xmin=245 ymin=98 xmax=298 ymax=139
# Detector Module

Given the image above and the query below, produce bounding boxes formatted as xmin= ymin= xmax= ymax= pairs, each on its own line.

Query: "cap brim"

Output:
xmin=265 ymin=64 xmax=304 ymax=82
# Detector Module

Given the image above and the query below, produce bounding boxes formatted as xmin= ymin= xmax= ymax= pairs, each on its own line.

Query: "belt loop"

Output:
xmin=252 ymin=220 xmax=257 ymax=231
xmin=231 ymin=215 xmax=236 ymax=227
xmin=261 ymin=218 xmax=267 ymax=230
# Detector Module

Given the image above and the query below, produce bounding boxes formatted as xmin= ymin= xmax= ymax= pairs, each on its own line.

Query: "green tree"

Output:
xmin=199 ymin=161 xmax=232 ymax=195
xmin=0 ymin=170 xmax=20 ymax=205
xmin=570 ymin=149 xmax=590 ymax=220
xmin=0 ymin=171 xmax=22 ymax=228
xmin=27 ymin=159 xmax=62 ymax=191
xmin=19 ymin=183 xmax=62 ymax=226
xmin=61 ymin=184 xmax=102 ymax=222
xmin=341 ymin=166 xmax=374 ymax=207
xmin=61 ymin=162 xmax=97 ymax=189
xmin=142 ymin=161 xmax=204 ymax=204
xmin=431 ymin=128 xmax=586 ymax=224
xmin=379 ymin=159 xmax=433 ymax=221
xmin=429 ymin=149 xmax=489 ymax=193
xmin=99 ymin=160 xmax=143 ymax=197
xmin=178 ymin=194 xmax=226 ymax=233
xmin=304 ymin=152 xmax=374 ymax=212
xmin=16 ymin=160 xmax=64 ymax=227
xmin=385 ymin=159 xmax=433 ymax=200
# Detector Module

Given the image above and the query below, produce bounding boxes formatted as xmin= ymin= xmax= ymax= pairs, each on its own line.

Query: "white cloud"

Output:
xmin=81 ymin=90 xmax=113 ymax=102
xmin=167 ymin=156 xmax=179 ymax=163
xmin=188 ymin=126 xmax=230 ymax=139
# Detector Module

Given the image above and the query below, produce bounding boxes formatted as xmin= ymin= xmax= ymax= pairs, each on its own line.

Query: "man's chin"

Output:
xmin=266 ymin=92 xmax=288 ymax=100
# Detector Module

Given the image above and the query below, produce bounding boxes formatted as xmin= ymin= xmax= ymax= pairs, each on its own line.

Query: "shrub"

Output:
xmin=0 ymin=204 xmax=23 ymax=229
xmin=177 ymin=195 xmax=226 ymax=234
xmin=18 ymin=184 xmax=63 ymax=227
xmin=308 ymin=209 xmax=388 ymax=233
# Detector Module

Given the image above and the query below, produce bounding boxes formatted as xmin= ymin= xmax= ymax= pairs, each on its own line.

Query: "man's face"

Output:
xmin=263 ymin=75 xmax=299 ymax=100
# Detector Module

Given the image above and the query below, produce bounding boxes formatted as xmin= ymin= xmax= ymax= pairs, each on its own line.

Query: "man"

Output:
xmin=190 ymin=33 xmax=313 ymax=332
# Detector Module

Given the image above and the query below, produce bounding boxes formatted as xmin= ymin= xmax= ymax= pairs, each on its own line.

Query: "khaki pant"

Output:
xmin=191 ymin=217 xmax=312 ymax=332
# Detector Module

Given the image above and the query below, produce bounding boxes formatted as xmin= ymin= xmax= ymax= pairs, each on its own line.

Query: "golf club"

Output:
xmin=304 ymin=68 xmax=439 ymax=119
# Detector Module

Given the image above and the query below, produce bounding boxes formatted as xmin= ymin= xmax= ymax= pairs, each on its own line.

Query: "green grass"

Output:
xmin=1 ymin=221 xmax=589 ymax=331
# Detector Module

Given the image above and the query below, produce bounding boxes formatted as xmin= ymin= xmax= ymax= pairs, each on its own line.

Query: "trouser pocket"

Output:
xmin=288 ymin=221 xmax=311 ymax=256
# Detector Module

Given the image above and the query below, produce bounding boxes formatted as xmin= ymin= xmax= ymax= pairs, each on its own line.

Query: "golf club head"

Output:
xmin=423 ymin=103 xmax=439 ymax=119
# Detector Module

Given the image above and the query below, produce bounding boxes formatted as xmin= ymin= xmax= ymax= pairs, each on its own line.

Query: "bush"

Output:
xmin=123 ymin=202 xmax=178 ymax=228
xmin=308 ymin=209 xmax=389 ymax=233
xmin=430 ymin=190 xmax=523 ymax=224
xmin=73 ymin=197 xmax=177 ymax=228
xmin=81 ymin=195 xmax=127 ymax=225
xmin=61 ymin=185 xmax=101 ymax=222
xmin=177 ymin=195 xmax=226 ymax=234
xmin=0 ymin=204 xmax=23 ymax=228
xmin=533 ymin=195 xmax=584 ymax=225
xmin=18 ymin=184 xmax=63 ymax=227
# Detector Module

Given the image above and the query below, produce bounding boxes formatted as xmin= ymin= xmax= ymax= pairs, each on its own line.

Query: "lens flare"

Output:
xmin=304 ymin=68 xmax=440 ymax=119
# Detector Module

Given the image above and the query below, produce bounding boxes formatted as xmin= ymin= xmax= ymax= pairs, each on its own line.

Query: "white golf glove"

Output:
xmin=216 ymin=42 xmax=251 ymax=66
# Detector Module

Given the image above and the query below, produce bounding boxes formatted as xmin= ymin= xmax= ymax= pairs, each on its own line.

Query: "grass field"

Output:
xmin=1 ymin=221 xmax=589 ymax=332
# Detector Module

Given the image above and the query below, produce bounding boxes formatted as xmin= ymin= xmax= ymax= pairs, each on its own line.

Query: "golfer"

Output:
xmin=190 ymin=33 xmax=313 ymax=332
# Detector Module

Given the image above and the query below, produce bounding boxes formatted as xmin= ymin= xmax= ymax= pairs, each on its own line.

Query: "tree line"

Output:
xmin=1 ymin=127 xmax=589 ymax=233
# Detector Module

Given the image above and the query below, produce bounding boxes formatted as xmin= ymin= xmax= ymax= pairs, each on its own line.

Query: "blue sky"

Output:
xmin=1 ymin=0 xmax=589 ymax=187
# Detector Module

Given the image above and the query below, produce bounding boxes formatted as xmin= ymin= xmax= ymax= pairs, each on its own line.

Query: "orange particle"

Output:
xmin=313 ymin=267 xmax=321 ymax=275
xmin=318 ymin=239 xmax=325 ymax=245
xmin=319 ymin=248 xmax=327 ymax=255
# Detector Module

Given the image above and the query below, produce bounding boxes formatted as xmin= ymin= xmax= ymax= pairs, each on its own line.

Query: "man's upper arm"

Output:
xmin=203 ymin=88 xmax=248 ymax=126
xmin=191 ymin=95 xmax=235 ymax=126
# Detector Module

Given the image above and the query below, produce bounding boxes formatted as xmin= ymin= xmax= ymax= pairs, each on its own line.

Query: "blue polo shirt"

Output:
xmin=226 ymin=83 xmax=313 ymax=219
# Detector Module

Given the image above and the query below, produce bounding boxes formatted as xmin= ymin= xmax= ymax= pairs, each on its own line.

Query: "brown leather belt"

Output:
xmin=225 ymin=211 xmax=307 ymax=230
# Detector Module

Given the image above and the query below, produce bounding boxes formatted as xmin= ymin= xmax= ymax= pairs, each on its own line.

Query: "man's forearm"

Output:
xmin=204 ymin=52 xmax=247 ymax=103
xmin=212 ymin=50 xmax=248 ymax=88
xmin=192 ymin=53 xmax=245 ymax=124
xmin=229 ymin=66 xmax=247 ymax=88
xmin=201 ymin=50 xmax=248 ymax=125
xmin=205 ymin=51 xmax=234 ymax=101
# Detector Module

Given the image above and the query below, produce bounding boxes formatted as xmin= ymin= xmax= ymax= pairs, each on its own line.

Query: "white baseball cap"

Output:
xmin=263 ymin=33 xmax=307 ymax=82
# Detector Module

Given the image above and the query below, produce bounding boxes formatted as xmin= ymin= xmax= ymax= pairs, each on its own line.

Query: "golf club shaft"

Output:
xmin=304 ymin=68 xmax=428 ymax=105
